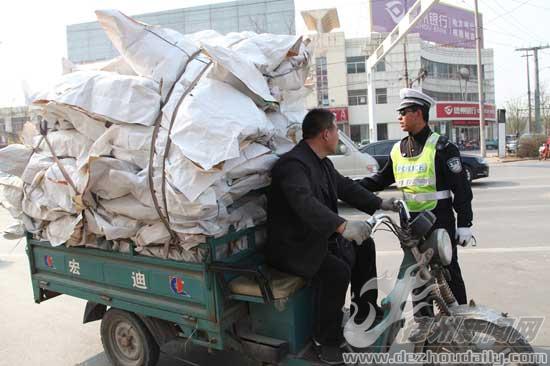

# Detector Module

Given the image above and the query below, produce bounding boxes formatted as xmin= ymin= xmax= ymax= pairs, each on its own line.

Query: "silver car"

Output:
xmin=329 ymin=131 xmax=379 ymax=178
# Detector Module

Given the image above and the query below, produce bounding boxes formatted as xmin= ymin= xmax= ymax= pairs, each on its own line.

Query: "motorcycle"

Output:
xmin=457 ymin=140 xmax=479 ymax=151
xmin=539 ymin=144 xmax=549 ymax=160
xmin=343 ymin=200 xmax=537 ymax=365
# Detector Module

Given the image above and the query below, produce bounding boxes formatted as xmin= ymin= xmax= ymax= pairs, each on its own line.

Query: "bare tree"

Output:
xmin=281 ymin=12 xmax=296 ymax=35
xmin=247 ymin=15 xmax=267 ymax=33
xmin=505 ymin=98 xmax=527 ymax=136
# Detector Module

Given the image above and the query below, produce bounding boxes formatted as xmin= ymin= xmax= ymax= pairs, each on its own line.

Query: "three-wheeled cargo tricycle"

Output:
xmin=26 ymin=200 xmax=537 ymax=366
xmin=27 ymin=224 xmax=324 ymax=366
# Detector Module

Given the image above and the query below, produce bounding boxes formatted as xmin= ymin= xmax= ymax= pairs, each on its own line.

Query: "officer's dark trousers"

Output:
xmin=312 ymin=238 xmax=378 ymax=346
xmin=447 ymin=244 xmax=467 ymax=305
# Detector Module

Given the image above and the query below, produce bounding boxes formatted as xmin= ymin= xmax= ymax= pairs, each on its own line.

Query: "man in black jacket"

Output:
xmin=265 ymin=109 xmax=397 ymax=365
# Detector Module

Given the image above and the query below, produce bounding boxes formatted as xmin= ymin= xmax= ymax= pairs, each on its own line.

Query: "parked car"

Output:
xmin=290 ymin=129 xmax=379 ymax=178
xmin=461 ymin=153 xmax=490 ymax=182
xmin=357 ymin=139 xmax=370 ymax=149
xmin=328 ymin=131 xmax=379 ymax=178
xmin=505 ymin=134 xmax=518 ymax=154
xmin=485 ymin=139 xmax=498 ymax=150
xmin=359 ymin=139 xmax=489 ymax=182
xmin=506 ymin=139 xmax=518 ymax=154
xmin=359 ymin=139 xmax=398 ymax=170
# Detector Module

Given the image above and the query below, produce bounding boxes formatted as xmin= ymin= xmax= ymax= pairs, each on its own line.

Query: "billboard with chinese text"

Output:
xmin=435 ymin=102 xmax=496 ymax=120
xmin=370 ymin=1 xmax=479 ymax=48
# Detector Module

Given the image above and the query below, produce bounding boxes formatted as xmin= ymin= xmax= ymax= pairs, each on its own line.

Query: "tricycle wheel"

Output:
xmin=101 ymin=308 xmax=160 ymax=366
xmin=419 ymin=318 xmax=536 ymax=365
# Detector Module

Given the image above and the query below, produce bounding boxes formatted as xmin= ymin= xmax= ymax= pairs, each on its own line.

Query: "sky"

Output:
xmin=0 ymin=0 xmax=549 ymax=108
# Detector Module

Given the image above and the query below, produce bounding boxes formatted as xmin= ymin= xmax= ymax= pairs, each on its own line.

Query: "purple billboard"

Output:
xmin=370 ymin=0 xmax=479 ymax=48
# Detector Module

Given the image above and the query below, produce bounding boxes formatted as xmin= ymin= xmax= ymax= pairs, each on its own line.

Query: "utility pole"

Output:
xmin=521 ymin=52 xmax=532 ymax=133
xmin=516 ymin=44 xmax=550 ymax=133
xmin=403 ymin=0 xmax=410 ymax=87
xmin=474 ymin=0 xmax=486 ymax=157
xmin=403 ymin=38 xmax=410 ymax=87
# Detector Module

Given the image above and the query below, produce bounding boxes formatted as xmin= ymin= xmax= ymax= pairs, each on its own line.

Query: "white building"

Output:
xmin=0 ymin=106 xmax=31 ymax=147
xmin=67 ymin=0 xmax=295 ymax=64
xmin=302 ymin=5 xmax=495 ymax=144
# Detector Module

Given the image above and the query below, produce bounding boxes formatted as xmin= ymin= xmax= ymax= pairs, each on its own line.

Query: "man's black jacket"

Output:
xmin=265 ymin=140 xmax=382 ymax=279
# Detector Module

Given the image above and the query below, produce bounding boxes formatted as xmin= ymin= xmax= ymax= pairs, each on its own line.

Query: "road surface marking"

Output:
xmin=377 ymin=246 xmax=550 ymax=256
xmin=472 ymin=204 xmax=550 ymax=211
xmin=473 ymin=184 xmax=550 ymax=191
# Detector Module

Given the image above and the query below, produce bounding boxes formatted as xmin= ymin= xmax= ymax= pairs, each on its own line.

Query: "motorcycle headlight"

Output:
xmin=419 ymin=229 xmax=453 ymax=266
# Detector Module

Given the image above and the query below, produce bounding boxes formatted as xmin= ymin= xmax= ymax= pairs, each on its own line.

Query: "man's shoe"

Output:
xmin=313 ymin=339 xmax=345 ymax=365
xmin=314 ymin=337 xmax=347 ymax=350
xmin=408 ymin=317 xmax=435 ymax=343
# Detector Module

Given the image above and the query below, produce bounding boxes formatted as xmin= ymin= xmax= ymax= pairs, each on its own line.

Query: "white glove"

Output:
xmin=380 ymin=198 xmax=399 ymax=212
xmin=342 ymin=220 xmax=372 ymax=244
xmin=456 ymin=227 xmax=473 ymax=247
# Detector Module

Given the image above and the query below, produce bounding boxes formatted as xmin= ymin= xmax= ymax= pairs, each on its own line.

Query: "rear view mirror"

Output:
xmin=339 ymin=144 xmax=349 ymax=155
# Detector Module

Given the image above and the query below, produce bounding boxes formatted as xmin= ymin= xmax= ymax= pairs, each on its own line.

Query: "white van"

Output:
xmin=329 ymin=131 xmax=379 ymax=178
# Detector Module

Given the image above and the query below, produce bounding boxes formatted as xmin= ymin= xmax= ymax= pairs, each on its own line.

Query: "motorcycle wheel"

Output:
xmin=418 ymin=318 xmax=537 ymax=366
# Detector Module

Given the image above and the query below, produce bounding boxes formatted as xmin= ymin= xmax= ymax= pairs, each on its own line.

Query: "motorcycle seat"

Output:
xmin=228 ymin=266 xmax=306 ymax=300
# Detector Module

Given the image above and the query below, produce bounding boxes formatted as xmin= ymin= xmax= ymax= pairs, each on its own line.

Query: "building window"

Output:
xmin=377 ymin=123 xmax=388 ymax=140
xmin=346 ymin=56 xmax=366 ymax=74
xmin=421 ymin=57 xmax=480 ymax=80
xmin=10 ymin=117 xmax=27 ymax=135
xmin=422 ymin=88 xmax=485 ymax=102
xmin=348 ymin=89 xmax=367 ymax=106
xmin=350 ymin=124 xmax=369 ymax=143
xmin=316 ymin=56 xmax=329 ymax=107
xmin=375 ymin=88 xmax=387 ymax=104
xmin=375 ymin=58 xmax=386 ymax=72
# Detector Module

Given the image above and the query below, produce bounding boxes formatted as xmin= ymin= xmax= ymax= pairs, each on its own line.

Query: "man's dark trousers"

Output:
xmin=312 ymin=237 xmax=378 ymax=346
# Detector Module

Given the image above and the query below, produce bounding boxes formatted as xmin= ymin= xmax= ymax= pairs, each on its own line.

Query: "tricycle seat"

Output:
xmin=228 ymin=266 xmax=305 ymax=300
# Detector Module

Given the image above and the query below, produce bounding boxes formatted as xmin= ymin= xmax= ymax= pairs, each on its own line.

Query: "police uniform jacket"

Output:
xmin=359 ymin=125 xmax=473 ymax=239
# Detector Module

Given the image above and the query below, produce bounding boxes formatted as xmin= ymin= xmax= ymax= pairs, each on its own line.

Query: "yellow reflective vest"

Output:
xmin=390 ymin=132 xmax=450 ymax=212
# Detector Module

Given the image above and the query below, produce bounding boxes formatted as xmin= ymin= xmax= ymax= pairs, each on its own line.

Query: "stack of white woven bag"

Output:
xmin=0 ymin=9 xmax=312 ymax=262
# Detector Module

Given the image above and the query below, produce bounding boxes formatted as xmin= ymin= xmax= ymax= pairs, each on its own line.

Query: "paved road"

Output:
xmin=1 ymin=160 xmax=549 ymax=365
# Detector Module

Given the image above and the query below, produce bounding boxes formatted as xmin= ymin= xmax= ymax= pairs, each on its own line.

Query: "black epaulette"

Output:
xmin=436 ymin=135 xmax=450 ymax=150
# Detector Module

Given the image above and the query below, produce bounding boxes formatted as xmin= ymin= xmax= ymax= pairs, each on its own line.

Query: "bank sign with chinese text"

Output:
xmin=370 ymin=1 xmax=478 ymax=48
xmin=435 ymin=102 xmax=496 ymax=120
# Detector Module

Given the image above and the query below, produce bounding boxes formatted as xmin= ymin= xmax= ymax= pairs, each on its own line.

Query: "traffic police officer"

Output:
xmin=359 ymin=88 xmax=474 ymax=340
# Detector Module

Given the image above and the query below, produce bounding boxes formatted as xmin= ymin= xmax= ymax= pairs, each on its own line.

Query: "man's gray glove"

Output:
xmin=380 ymin=198 xmax=399 ymax=212
xmin=342 ymin=220 xmax=372 ymax=244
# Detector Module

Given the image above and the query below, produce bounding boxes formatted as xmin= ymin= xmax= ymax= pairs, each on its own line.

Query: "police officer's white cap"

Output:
xmin=396 ymin=88 xmax=436 ymax=111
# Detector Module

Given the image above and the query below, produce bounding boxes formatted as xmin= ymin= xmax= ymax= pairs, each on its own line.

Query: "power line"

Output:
xmin=483 ymin=0 xmax=544 ymax=44
xmin=482 ymin=26 xmax=537 ymax=44
xmin=487 ymin=0 xmax=532 ymax=23
xmin=485 ymin=0 xmax=547 ymax=44
xmin=508 ymin=0 xmax=550 ymax=11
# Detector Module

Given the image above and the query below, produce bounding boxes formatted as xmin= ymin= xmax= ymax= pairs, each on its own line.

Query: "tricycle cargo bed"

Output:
xmin=26 ymin=226 xmax=277 ymax=351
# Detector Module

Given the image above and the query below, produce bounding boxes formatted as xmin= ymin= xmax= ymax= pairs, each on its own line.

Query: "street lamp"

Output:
xmin=458 ymin=67 xmax=470 ymax=101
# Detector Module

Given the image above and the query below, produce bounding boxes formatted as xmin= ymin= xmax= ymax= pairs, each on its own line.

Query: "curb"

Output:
xmin=488 ymin=158 xmax=538 ymax=164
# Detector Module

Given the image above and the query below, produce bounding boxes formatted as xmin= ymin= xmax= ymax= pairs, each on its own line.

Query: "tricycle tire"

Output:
xmin=100 ymin=308 xmax=160 ymax=366
xmin=418 ymin=318 xmax=537 ymax=366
